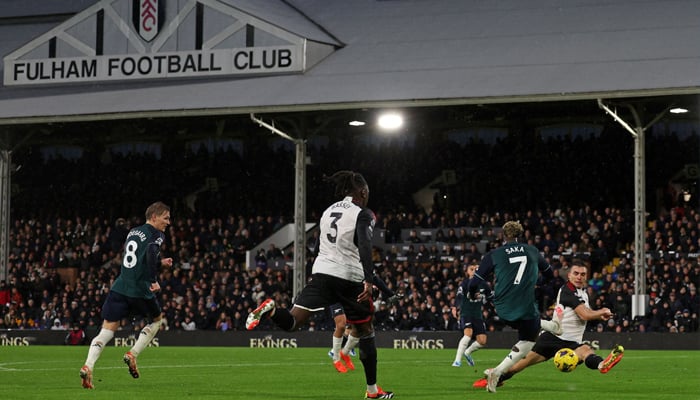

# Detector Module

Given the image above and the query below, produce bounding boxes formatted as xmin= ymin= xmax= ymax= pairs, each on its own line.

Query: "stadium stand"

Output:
xmin=0 ymin=131 xmax=698 ymax=336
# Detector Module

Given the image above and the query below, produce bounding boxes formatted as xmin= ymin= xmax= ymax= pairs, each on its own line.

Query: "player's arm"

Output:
xmin=573 ymin=303 xmax=613 ymax=321
xmin=537 ymin=254 xmax=554 ymax=279
xmin=482 ymin=281 xmax=494 ymax=302
xmin=454 ymin=279 xmax=467 ymax=309
xmin=145 ymin=242 xmax=162 ymax=291
xmin=356 ymin=208 xmax=375 ymax=301
xmin=467 ymin=255 xmax=492 ymax=298
xmin=372 ymin=274 xmax=394 ymax=298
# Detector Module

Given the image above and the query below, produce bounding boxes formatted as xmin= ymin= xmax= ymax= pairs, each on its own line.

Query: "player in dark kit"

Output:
xmin=246 ymin=171 xmax=394 ymax=399
xmin=452 ymin=261 xmax=491 ymax=367
xmin=80 ymin=201 xmax=173 ymax=389
xmin=467 ymin=220 xmax=562 ymax=392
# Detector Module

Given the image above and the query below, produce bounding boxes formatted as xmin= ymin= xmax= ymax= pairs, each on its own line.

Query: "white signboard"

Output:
xmin=4 ymin=46 xmax=301 ymax=86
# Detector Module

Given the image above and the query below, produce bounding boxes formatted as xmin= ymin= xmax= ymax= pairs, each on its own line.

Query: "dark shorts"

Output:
xmin=532 ymin=332 xmax=584 ymax=361
xmin=328 ymin=303 xmax=346 ymax=319
xmin=294 ymin=273 xmax=372 ymax=324
xmin=101 ymin=290 xmax=161 ymax=323
xmin=460 ymin=316 xmax=487 ymax=335
xmin=501 ymin=318 xmax=542 ymax=342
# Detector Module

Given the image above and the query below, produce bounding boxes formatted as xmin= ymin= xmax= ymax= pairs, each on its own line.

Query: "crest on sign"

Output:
xmin=132 ymin=0 xmax=164 ymax=42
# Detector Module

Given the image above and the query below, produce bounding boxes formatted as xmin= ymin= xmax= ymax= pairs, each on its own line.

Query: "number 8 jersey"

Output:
xmin=110 ymin=223 xmax=165 ymax=299
xmin=312 ymin=196 xmax=375 ymax=283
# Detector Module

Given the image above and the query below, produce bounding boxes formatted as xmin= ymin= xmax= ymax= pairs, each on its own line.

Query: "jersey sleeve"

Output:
xmin=558 ymin=285 xmax=585 ymax=309
xmin=356 ymin=208 xmax=375 ymax=282
xmin=145 ymin=232 xmax=164 ymax=283
xmin=537 ymin=254 xmax=553 ymax=278
xmin=468 ymin=252 xmax=493 ymax=296
xmin=372 ymin=274 xmax=394 ymax=297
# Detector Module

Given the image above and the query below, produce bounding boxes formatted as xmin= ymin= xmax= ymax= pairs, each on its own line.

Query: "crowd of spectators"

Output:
xmin=0 ymin=203 xmax=697 ymax=338
xmin=0 ymin=125 xmax=697 ymax=338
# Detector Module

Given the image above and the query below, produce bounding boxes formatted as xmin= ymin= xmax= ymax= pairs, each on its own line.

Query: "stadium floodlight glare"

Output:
xmin=348 ymin=120 xmax=366 ymax=126
xmin=377 ymin=112 xmax=404 ymax=131
xmin=670 ymin=107 xmax=688 ymax=114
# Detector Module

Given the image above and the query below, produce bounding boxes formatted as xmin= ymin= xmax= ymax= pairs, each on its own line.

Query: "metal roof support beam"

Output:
xmin=250 ymin=113 xmax=307 ymax=299
xmin=0 ymin=150 xmax=9 ymax=282
xmin=0 ymin=131 xmax=35 ymax=282
xmin=597 ymin=99 xmax=670 ymax=318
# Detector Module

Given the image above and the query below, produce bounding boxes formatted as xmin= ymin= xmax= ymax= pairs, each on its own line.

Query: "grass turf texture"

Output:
xmin=1 ymin=346 xmax=698 ymax=400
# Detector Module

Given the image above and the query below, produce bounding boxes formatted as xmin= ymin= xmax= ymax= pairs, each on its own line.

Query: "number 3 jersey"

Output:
xmin=312 ymin=196 xmax=375 ymax=283
xmin=110 ymin=223 xmax=165 ymax=299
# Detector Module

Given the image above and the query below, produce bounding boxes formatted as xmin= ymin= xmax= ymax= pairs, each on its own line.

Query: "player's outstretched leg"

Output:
xmin=599 ymin=345 xmax=624 ymax=373
xmin=246 ymin=299 xmax=275 ymax=330
xmin=79 ymin=365 xmax=94 ymax=389
xmin=123 ymin=351 xmax=139 ymax=378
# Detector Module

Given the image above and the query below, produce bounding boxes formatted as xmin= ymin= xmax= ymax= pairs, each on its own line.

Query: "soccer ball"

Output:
xmin=553 ymin=348 xmax=579 ymax=372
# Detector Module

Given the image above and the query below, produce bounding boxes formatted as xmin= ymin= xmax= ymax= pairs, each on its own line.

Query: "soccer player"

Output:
xmin=451 ymin=261 xmax=491 ymax=367
xmin=467 ymin=220 xmax=562 ymax=392
xmin=327 ymin=303 xmax=356 ymax=373
xmin=79 ymin=202 xmax=173 ymax=389
xmin=473 ymin=259 xmax=624 ymax=389
xmin=246 ymin=171 xmax=394 ymax=399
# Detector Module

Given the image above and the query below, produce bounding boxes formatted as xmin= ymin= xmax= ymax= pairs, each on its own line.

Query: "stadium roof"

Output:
xmin=0 ymin=0 xmax=699 ymax=125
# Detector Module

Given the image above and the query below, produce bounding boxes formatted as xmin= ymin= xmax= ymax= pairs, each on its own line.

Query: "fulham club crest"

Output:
xmin=132 ymin=0 xmax=165 ymax=42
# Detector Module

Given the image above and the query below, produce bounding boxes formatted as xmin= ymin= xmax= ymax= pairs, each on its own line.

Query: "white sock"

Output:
xmin=465 ymin=340 xmax=482 ymax=355
xmin=456 ymin=335 xmax=471 ymax=362
xmin=332 ymin=336 xmax=343 ymax=361
xmin=129 ymin=320 xmax=161 ymax=357
xmin=493 ymin=340 xmax=534 ymax=374
xmin=342 ymin=334 xmax=360 ymax=355
xmin=84 ymin=328 xmax=115 ymax=369
xmin=540 ymin=319 xmax=558 ymax=333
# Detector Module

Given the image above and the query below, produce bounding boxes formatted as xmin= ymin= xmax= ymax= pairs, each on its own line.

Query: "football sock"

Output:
xmin=586 ymin=354 xmax=604 ymax=369
xmin=130 ymin=320 xmax=161 ymax=357
xmin=500 ymin=371 xmax=514 ymax=382
xmin=358 ymin=336 xmax=378 ymax=385
xmin=540 ymin=319 xmax=559 ymax=333
xmin=342 ymin=334 xmax=360 ymax=355
xmin=270 ymin=308 xmax=296 ymax=331
xmin=85 ymin=328 xmax=115 ymax=369
xmin=332 ymin=336 xmax=343 ymax=361
xmin=465 ymin=340 xmax=482 ymax=355
xmin=456 ymin=335 xmax=471 ymax=362
xmin=493 ymin=340 xmax=533 ymax=374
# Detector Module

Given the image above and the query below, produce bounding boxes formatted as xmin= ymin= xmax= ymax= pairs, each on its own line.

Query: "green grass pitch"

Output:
xmin=1 ymin=346 xmax=698 ymax=399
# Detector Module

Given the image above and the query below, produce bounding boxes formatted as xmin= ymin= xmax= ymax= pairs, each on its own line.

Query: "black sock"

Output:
xmin=270 ymin=308 xmax=295 ymax=331
xmin=358 ymin=336 xmax=378 ymax=385
xmin=500 ymin=372 xmax=513 ymax=382
xmin=585 ymin=354 xmax=604 ymax=370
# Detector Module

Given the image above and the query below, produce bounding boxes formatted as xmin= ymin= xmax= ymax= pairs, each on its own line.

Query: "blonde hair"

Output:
xmin=502 ymin=220 xmax=523 ymax=239
xmin=145 ymin=201 xmax=170 ymax=220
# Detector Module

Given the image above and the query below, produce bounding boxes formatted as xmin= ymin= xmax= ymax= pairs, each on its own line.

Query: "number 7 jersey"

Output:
xmin=474 ymin=242 xmax=550 ymax=321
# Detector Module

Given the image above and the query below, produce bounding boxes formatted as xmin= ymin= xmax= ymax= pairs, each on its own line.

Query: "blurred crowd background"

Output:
xmin=0 ymin=124 xmax=698 ymax=340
